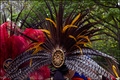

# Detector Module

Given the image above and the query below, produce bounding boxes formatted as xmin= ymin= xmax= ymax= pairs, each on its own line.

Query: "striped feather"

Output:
xmin=6 ymin=50 xmax=50 ymax=74
xmin=7 ymin=58 xmax=51 ymax=79
xmin=65 ymin=60 xmax=100 ymax=79
xmin=65 ymin=55 xmax=113 ymax=80
xmin=72 ymin=48 xmax=117 ymax=63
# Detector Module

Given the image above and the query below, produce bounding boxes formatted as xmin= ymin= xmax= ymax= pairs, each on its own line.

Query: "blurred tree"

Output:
xmin=89 ymin=0 xmax=120 ymax=63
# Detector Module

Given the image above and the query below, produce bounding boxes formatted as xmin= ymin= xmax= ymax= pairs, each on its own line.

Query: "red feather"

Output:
xmin=0 ymin=22 xmax=28 ymax=67
xmin=0 ymin=22 xmax=47 ymax=79
xmin=29 ymin=66 xmax=50 ymax=80
xmin=22 ymin=28 xmax=45 ymax=43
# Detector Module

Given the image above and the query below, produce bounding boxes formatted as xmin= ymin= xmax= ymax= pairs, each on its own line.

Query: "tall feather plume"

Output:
xmin=1 ymin=1 xmax=118 ymax=79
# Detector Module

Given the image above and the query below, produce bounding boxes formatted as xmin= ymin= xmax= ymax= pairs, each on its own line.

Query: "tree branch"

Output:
xmin=111 ymin=16 xmax=120 ymax=39
xmin=103 ymin=32 xmax=119 ymax=41
xmin=111 ymin=16 xmax=118 ymax=28
xmin=90 ymin=15 xmax=118 ymax=36
xmin=91 ymin=13 xmax=118 ymax=29
xmin=116 ymin=18 xmax=120 ymax=22
xmin=93 ymin=0 xmax=120 ymax=8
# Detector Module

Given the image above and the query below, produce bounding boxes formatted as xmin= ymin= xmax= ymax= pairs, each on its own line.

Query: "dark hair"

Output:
xmin=53 ymin=64 xmax=69 ymax=80
xmin=102 ymin=76 xmax=109 ymax=80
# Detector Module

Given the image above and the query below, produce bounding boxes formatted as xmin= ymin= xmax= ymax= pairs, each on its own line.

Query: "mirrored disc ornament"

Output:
xmin=52 ymin=49 xmax=65 ymax=68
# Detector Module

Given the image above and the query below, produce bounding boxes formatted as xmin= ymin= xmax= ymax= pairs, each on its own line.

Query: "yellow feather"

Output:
xmin=39 ymin=29 xmax=51 ymax=38
xmin=46 ymin=18 xmax=57 ymax=28
xmin=62 ymin=25 xmax=77 ymax=33
xmin=76 ymin=29 xmax=87 ymax=39
xmin=32 ymin=47 xmax=43 ymax=55
xmin=31 ymin=42 xmax=43 ymax=50
xmin=25 ymin=42 xmax=44 ymax=67
xmin=77 ymin=35 xmax=91 ymax=44
xmin=74 ymin=45 xmax=83 ymax=55
xmin=40 ymin=29 xmax=50 ymax=35
xmin=84 ymin=44 xmax=87 ymax=47
xmin=29 ymin=44 xmax=43 ymax=67
xmin=47 ymin=34 xmax=51 ymax=38
xmin=69 ymin=35 xmax=77 ymax=42
xmin=29 ymin=59 xmax=32 ymax=67
xmin=76 ymin=42 xmax=92 ymax=48
xmin=112 ymin=65 xmax=119 ymax=78
xmin=26 ymin=42 xmax=38 ymax=52
xmin=71 ymin=13 xmax=80 ymax=25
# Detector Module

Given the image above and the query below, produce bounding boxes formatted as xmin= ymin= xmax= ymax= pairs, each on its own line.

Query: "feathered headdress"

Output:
xmin=0 ymin=21 xmax=50 ymax=80
xmin=0 ymin=1 xmax=118 ymax=80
